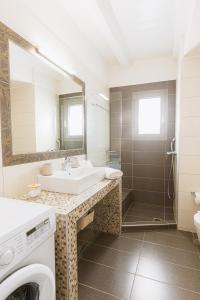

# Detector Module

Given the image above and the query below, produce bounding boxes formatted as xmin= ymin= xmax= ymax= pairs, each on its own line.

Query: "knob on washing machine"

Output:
xmin=0 ymin=248 xmax=14 ymax=266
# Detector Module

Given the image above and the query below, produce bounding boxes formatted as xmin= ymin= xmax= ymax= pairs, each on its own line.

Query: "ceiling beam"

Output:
xmin=96 ymin=0 xmax=129 ymax=66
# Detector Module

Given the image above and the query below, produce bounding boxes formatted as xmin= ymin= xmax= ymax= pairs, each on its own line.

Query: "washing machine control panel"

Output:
xmin=26 ymin=218 xmax=50 ymax=245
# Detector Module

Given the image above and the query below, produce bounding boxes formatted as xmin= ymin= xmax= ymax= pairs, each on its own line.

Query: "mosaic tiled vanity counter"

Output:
xmin=20 ymin=178 xmax=122 ymax=300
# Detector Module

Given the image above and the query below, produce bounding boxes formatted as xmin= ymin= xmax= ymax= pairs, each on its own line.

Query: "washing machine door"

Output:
xmin=0 ymin=264 xmax=55 ymax=300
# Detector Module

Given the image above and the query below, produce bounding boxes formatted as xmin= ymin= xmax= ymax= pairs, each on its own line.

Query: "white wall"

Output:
xmin=184 ymin=0 xmax=200 ymax=56
xmin=176 ymin=55 xmax=200 ymax=232
xmin=108 ymin=56 xmax=177 ymax=87
xmin=0 ymin=0 xmax=109 ymax=197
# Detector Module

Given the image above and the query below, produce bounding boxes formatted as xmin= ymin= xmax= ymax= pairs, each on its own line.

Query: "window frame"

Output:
xmin=133 ymin=89 xmax=168 ymax=140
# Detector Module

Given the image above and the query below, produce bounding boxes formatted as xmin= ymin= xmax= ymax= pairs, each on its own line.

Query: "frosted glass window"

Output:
xmin=68 ymin=104 xmax=83 ymax=136
xmin=138 ymin=98 xmax=161 ymax=134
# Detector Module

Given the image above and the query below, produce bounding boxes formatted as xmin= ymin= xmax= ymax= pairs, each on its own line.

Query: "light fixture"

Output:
xmin=28 ymin=46 xmax=75 ymax=77
xmin=98 ymin=93 xmax=109 ymax=101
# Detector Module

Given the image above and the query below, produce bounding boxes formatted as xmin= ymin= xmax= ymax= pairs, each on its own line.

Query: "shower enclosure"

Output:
xmin=110 ymin=81 xmax=176 ymax=228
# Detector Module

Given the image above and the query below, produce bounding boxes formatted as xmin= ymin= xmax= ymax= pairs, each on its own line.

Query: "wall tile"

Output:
xmin=179 ymin=174 xmax=200 ymax=193
xmin=133 ymin=177 xmax=165 ymax=192
xmin=179 ymin=138 xmax=200 ymax=155
xmin=133 ymin=151 xmax=165 ymax=165
xmin=121 ymin=151 xmax=132 ymax=163
xmin=182 ymin=58 xmax=200 ymax=78
xmin=121 ymin=139 xmax=132 ymax=152
xmin=110 ymin=126 xmax=121 ymax=139
xmin=179 ymin=155 xmax=200 ymax=174
xmin=181 ymin=97 xmax=200 ymax=117
xmin=110 ymin=112 xmax=122 ymax=126
xmin=122 ymin=176 xmax=132 ymax=189
xmin=133 ymin=140 xmax=165 ymax=152
xmin=133 ymin=165 xmax=164 ymax=179
xmin=110 ymin=139 xmax=121 ymax=152
xmin=110 ymin=99 xmax=121 ymax=113
xmin=122 ymin=125 xmax=132 ymax=139
xmin=181 ymin=77 xmax=200 ymax=98
xmin=181 ymin=117 xmax=200 ymax=137
xmin=121 ymin=164 xmax=132 ymax=177
xmin=133 ymin=190 xmax=164 ymax=206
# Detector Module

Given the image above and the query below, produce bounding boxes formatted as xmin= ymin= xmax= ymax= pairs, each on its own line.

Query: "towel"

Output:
xmin=105 ymin=167 xmax=123 ymax=179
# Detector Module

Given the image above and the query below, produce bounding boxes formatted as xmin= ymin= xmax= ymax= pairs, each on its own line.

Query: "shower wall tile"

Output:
xmin=132 ymin=151 xmax=165 ymax=165
xmin=168 ymin=94 xmax=176 ymax=124
xmin=110 ymin=139 xmax=121 ymax=152
xmin=111 ymin=112 xmax=122 ymax=126
xmin=122 ymin=98 xmax=132 ymax=125
xmin=121 ymin=139 xmax=132 ymax=151
xmin=122 ymin=176 xmax=132 ymax=189
xmin=122 ymin=125 xmax=132 ymax=139
xmin=133 ymin=190 xmax=165 ymax=206
xmin=121 ymin=164 xmax=132 ymax=177
xmin=110 ymin=99 xmax=121 ymax=113
xmin=167 ymin=122 xmax=176 ymax=139
xmin=110 ymin=126 xmax=121 ymax=139
xmin=133 ymin=140 xmax=166 ymax=152
xmin=121 ymin=151 xmax=132 ymax=163
xmin=133 ymin=177 xmax=165 ymax=193
xmin=168 ymin=80 xmax=176 ymax=94
xmin=133 ymin=165 xmax=164 ymax=179
xmin=110 ymin=91 xmax=122 ymax=101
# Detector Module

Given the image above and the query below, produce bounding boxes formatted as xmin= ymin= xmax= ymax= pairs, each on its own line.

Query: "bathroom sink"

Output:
xmin=37 ymin=166 xmax=105 ymax=194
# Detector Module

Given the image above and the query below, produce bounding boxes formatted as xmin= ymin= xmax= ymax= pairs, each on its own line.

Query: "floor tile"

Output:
xmin=121 ymin=231 xmax=145 ymax=241
xmin=144 ymin=230 xmax=197 ymax=252
xmin=78 ymin=229 xmax=100 ymax=243
xmin=137 ymin=257 xmax=200 ymax=293
xmin=94 ymin=233 xmax=143 ymax=254
xmin=78 ymin=259 xmax=134 ymax=300
xmin=81 ymin=243 xmax=140 ymax=274
xmin=79 ymin=284 xmax=122 ymax=300
xmin=141 ymin=241 xmax=200 ymax=269
xmin=130 ymin=276 xmax=200 ymax=300
xmin=150 ymin=229 xmax=193 ymax=239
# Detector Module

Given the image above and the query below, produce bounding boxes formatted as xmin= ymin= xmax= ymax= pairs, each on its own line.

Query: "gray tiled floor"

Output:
xmin=78 ymin=229 xmax=200 ymax=300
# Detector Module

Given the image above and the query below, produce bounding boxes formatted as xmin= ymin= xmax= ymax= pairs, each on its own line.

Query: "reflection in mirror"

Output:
xmin=9 ymin=40 xmax=85 ymax=155
xmin=60 ymin=93 xmax=84 ymax=150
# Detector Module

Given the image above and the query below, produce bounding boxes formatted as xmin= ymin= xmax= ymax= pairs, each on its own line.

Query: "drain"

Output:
xmin=153 ymin=217 xmax=162 ymax=222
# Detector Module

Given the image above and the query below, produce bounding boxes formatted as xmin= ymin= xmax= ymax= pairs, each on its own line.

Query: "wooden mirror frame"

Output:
xmin=0 ymin=22 xmax=87 ymax=166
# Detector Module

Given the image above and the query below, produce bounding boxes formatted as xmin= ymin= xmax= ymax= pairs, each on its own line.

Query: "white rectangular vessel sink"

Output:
xmin=37 ymin=166 xmax=105 ymax=194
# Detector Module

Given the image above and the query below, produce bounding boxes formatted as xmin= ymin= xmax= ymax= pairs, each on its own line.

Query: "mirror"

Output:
xmin=9 ymin=40 xmax=85 ymax=155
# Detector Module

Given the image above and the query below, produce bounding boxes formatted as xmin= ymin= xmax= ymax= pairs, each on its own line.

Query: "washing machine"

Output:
xmin=0 ymin=197 xmax=56 ymax=300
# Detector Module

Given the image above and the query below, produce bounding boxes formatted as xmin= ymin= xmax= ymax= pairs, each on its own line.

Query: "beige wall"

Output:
xmin=177 ymin=55 xmax=200 ymax=231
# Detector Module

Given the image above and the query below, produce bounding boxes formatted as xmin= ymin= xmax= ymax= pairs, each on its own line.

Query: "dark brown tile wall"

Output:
xmin=110 ymin=80 xmax=176 ymax=221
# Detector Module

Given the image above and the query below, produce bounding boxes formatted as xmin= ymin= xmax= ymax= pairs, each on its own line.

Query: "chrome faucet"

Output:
xmin=63 ymin=156 xmax=72 ymax=174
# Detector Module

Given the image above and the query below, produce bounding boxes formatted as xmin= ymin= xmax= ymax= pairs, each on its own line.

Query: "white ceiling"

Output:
xmin=58 ymin=0 xmax=189 ymax=66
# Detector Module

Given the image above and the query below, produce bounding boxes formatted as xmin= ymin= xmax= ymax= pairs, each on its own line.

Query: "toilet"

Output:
xmin=194 ymin=212 xmax=200 ymax=240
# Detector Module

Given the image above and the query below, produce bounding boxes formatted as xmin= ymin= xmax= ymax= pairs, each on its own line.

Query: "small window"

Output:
xmin=68 ymin=104 xmax=83 ymax=136
xmin=138 ymin=97 xmax=161 ymax=135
